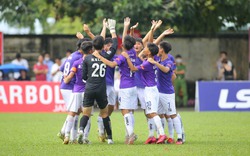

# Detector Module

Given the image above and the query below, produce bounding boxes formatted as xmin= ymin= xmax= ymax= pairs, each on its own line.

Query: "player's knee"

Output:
xmin=170 ymin=114 xmax=177 ymax=119
xmin=159 ymin=114 xmax=165 ymax=118
xmin=82 ymin=107 xmax=92 ymax=117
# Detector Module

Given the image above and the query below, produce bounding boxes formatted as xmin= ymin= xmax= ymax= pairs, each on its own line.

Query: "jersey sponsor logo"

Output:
xmin=218 ymin=89 xmax=250 ymax=109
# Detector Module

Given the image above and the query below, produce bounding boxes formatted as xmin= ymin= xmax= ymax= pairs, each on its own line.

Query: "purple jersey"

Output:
xmin=115 ymin=48 xmax=136 ymax=89
xmin=102 ymin=50 xmax=117 ymax=86
xmin=157 ymin=58 xmax=175 ymax=94
xmin=136 ymin=60 xmax=157 ymax=87
xmin=134 ymin=57 xmax=145 ymax=88
xmin=71 ymin=58 xmax=85 ymax=92
xmin=60 ymin=51 xmax=83 ymax=90
xmin=168 ymin=54 xmax=176 ymax=70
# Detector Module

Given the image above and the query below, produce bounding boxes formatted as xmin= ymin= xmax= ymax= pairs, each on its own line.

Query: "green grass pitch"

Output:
xmin=0 ymin=110 xmax=250 ymax=156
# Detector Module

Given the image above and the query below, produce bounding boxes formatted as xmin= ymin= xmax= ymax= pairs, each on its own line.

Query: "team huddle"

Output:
xmin=57 ymin=17 xmax=185 ymax=145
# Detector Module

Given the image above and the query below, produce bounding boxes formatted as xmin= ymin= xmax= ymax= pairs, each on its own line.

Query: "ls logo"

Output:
xmin=218 ymin=89 xmax=250 ymax=109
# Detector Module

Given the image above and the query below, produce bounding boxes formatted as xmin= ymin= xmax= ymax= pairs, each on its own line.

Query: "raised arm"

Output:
xmin=130 ymin=22 xmax=139 ymax=37
xmin=142 ymin=20 xmax=160 ymax=47
xmin=153 ymin=28 xmax=174 ymax=45
xmin=83 ymin=24 xmax=95 ymax=40
xmin=76 ymin=32 xmax=84 ymax=39
xmin=102 ymin=19 xmax=118 ymax=60
xmin=100 ymin=18 xmax=107 ymax=39
xmin=148 ymin=21 xmax=158 ymax=43
xmin=122 ymin=17 xmax=130 ymax=44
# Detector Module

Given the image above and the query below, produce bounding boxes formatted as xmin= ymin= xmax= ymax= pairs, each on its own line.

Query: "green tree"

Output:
xmin=1 ymin=0 xmax=250 ymax=34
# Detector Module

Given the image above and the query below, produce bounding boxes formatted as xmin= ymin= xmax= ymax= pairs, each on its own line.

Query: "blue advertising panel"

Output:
xmin=195 ymin=81 xmax=250 ymax=111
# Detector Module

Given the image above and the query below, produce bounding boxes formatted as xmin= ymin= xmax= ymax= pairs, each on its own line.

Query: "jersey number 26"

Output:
xmin=91 ymin=63 xmax=106 ymax=77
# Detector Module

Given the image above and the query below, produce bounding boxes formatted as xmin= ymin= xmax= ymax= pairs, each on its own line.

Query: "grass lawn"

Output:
xmin=0 ymin=110 xmax=250 ymax=156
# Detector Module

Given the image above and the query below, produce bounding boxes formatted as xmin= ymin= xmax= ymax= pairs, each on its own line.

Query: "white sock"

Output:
xmin=167 ymin=118 xmax=174 ymax=138
xmin=177 ymin=113 xmax=185 ymax=133
xmin=173 ymin=116 xmax=183 ymax=139
xmin=147 ymin=118 xmax=155 ymax=137
xmin=84 ymin=118 xmax=91 ymax=139
xmin=124 ymin=113 xmax=133 ymax=136
xmin=157 ymin=117 xmax=167 ymax=138
xmin=97 ymin=116 xmax=104 ymax=136
xmin=153 ymin=115 xmax=165 ymax=135
xmin=65 ymin=115 xmax=74 ymax=137
xmin=130 ymin=112 xmax=135 ymax=128
xmin=161 ymin=117 xmax=167 ymax=130
xmin=70 ymin=115 xmax=78 ymax=141
xmin=60 ymin=119 xmax=67 ymax=135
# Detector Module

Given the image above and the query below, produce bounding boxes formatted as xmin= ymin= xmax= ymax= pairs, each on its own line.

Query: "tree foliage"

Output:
xmin=1 ymin=0 xmax=250 ymax=34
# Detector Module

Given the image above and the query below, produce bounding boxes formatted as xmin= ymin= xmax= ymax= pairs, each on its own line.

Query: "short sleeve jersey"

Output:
xmin=114 ymin=48 xmax=136 ymax=89
xmin=136 ymin=60 xmax=157 ymax=87
xmin=60 ymin=51 xmax=83 ymax=90
xmin=157 ymin=58 xmax=175 ymax=94
xmin=70 ymin=58 xmax=85 ymax=92
xmin=134 ymin=57 xmax=145 ymax=88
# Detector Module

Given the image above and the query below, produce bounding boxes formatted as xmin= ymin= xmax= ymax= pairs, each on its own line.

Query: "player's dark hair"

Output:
xmin=220 ymin=51 xmax=228 ymax=56
xmin=66 ymin=49 xmax=72 ymax=53
xmin=159 ymin=41 xmax=172 ymax=54
xmin=147 ymin=43 xmax=159 ymax=56
xmin=124 ymin=35 xmax=136 ymax=50
xmin=81 ymin=41 xmax=93 ymax=54
xmin=93 ymin=35 xmax=104 ymax=50
xmin=104 ymin=37 xmax=113 ymax=45
xmin=135 ymin=38 xmax=143 ymax=45
xmin=76 ymin=38 xmax=91 ymax=50
xmin=175 ymin=54 xmax=182 ymax=58
xmin=221 ymin=58 xmax=228 ymax=64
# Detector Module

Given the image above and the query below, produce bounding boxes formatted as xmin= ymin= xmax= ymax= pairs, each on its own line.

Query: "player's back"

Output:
xmin=83 ymin=55 xmax=107 ymax=90
xmin=60 ymin=51 xmax=83 ymax=89
xmin=157 ymin=58 xmax=174 ymax=94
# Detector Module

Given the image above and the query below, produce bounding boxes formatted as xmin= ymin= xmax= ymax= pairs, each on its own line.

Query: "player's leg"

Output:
xmin=58 ymin=89 xmax=72 ymax=140
xmin=119 ymin=87 xmax=137 ymax=144
xmin=165 ymin=115 xmax=175 ymax=144
xmin=69 ymin=92 xmax=84 ymax=144
xmin=78 ymin=91 xmax=94 ymax=144
xmin=107 ymin=85 xmax=116 ymax=116
xmin=70 ymin=109 xmax=81 ymax=144
xmin=83 ymin=116 xmax=91 ymax=144
xmin=97 ymin=89 xmax=113 ymax=144
xmin=64 ymin=93 xmax=81 ymax=144
xmin=78 ymin=106 xmax=92 ymax=144
xmin=145 ymin=87 xmax=166 ymax=144
xmin=177 ymin=113 xmax=185 ymax=143
xmin=159 ymin=93 xmax=174 ymax=143
xmin=63 ymin=111 xmax=76 ymax=144
xmin=157 ymin=114 xmax=166 ymax=138
xmin=167 ymin=93 xmax=183 ymax=145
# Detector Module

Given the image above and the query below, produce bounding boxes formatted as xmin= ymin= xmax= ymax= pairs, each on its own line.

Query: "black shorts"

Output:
xmin=83 ymin=87 xmax=108 ymax=109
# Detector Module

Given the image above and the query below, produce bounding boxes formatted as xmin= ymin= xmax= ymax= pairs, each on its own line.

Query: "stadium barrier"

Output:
xmin=195 ymin=81 xmax=250 ymax=112
xmin=0 ymin=81 xmax=66 ymax=112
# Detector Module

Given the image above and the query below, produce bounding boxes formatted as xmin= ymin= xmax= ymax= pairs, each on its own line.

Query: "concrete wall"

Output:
xmin=3 ymin=34 xmax=249 ymax=81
